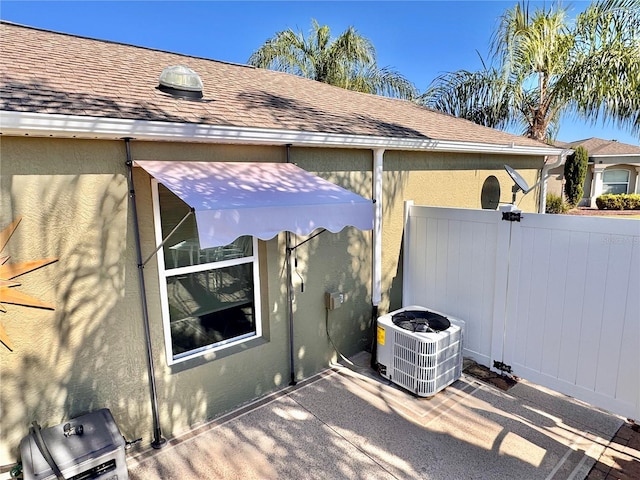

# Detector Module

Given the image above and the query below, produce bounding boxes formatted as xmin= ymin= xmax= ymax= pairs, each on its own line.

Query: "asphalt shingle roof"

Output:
xmin=0 ymin=21 xmax=553 ymax=149
xmin=559 ymin=137 xmax=640 ymax=156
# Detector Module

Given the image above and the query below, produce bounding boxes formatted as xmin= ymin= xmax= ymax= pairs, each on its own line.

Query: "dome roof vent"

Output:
xmin=158 ymin=65 xmax=203 ymax=99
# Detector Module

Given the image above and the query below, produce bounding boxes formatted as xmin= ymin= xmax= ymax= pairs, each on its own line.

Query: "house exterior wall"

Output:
xmin=286 ymin=148 xmax=542 ymax=315
xmin=0 ymin=136 xmax=544 ymax=466
xmin=548 ymin=158 xmax=640 ymax=207
xmin=589 ymin=163 xmax=640 ymax=207
xmin=0 ymin=137 xmax=374 ymax=465
xmin=1 ymin=137 xmax=146 ymax=464
xmin=546 ymin=165 xmax=565 ymax=198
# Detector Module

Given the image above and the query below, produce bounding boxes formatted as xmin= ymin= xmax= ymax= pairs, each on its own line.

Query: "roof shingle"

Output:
xmin=0 ymin=21 xmax=552 ymax=149
xmin=560 ymin=137 xmax=640 ymax=156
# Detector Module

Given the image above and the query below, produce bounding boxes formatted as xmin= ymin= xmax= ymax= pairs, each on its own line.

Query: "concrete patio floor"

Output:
xmin=126 ymin=353 xmax=631 ymax=479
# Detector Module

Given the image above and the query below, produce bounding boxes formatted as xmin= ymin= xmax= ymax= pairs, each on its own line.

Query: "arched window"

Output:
xmin=602 ymin=169 xmax=630 ymax=195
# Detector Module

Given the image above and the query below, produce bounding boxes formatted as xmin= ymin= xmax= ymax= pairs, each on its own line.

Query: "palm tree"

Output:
xmin=420 ymin=0 xmax=640 ymax=142
xmin=248 ymin=19 xmax=417 ymax=99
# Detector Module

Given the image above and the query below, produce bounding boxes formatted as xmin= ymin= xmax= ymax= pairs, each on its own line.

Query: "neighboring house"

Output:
xmin=548 ymin=138 xmax=640 ymax=207
xmin=0 ymin=21 xmax=564 ymax=466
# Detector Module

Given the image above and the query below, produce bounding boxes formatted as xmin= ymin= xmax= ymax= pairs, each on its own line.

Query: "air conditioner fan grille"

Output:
xmin=392 ymin=310 xmax=450 ymax=332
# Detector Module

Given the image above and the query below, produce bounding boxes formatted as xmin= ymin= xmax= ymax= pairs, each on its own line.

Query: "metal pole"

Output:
xmin=286 ymin=231 xmax=296 ymax=386
xmin=124 ymin=138 xmax=166 ymax=449
xmin=285 ymin=144 xmax=297 ymax=386
xmin=141 ymin=208 xmax=194 ymax=267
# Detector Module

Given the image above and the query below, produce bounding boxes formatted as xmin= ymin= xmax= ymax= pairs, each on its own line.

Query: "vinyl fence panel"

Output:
xmin=403 ymin=205 xmax=502 ymax=367
xmin=403 ymin=203 xmax=640 ymax=419
xmin=504 ymin=213 xmax=639 ymax=419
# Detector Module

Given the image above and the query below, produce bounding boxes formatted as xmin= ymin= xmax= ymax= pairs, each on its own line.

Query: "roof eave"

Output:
xmin=0 ymin=111 xmax=564 ymax=156
xmin=590 ymin=153 xmax=640 ymax=158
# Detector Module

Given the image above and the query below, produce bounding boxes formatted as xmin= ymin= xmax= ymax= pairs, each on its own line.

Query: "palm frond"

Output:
xmin=345 ymin=65 xmax=418 ymax=99
xmin=248 ymin=19 xmax=417 ymax=99
xmin=247 ymin=29 xmax=312 ymax=78
xmin=563 ymin=0 xmax=640 ymax=137
xmin=457 ymin=0 xmax=640 ymax=141
xmin=419 ymin=69 xmax=511 ymax=129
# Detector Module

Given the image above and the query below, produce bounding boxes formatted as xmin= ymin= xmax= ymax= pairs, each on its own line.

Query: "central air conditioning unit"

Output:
xmin=376 ymin=306 xmax=464 ymax=397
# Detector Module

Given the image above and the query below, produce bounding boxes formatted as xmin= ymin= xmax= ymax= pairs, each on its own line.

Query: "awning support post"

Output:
xmin=284 ymin=144 xmax=297 ymax=386
xmin=124 ymin=138 xmax=166 ymax=450
xmin=141 ymin=208 xmax=194 ymax=267
xmin=285 ymin=227 xmax=327 ymax=386
xmin=286 ymin=231 xmax=296 ymax=386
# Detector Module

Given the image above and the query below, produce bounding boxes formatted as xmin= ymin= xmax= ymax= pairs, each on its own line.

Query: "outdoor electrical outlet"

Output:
xmin=325 ymin=291 xmax=344 ymax=310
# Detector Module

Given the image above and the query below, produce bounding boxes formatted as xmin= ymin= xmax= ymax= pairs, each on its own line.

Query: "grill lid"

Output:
xmin=391 ymin=310 xmax=451 ymax=333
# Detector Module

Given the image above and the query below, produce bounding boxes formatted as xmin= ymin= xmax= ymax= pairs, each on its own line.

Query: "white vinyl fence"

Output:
xmin=403 ymin=202 xmax=640 ymax=420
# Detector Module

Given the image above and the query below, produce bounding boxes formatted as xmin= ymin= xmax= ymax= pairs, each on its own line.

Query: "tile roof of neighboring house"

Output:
xmin=558 ymin=137 xmax=640 ymax=156
xmin=0 ymin=21 xmax=555 ymax=151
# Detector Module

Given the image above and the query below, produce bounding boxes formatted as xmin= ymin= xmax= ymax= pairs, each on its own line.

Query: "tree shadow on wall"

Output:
xmin=0 ymin=172 xmax=156 ymax=462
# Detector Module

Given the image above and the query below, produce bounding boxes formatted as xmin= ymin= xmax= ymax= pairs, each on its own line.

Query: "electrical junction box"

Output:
xmin=20 ymin=408 xmax=128 ymax=480
xmin=325 ymin=291 xmax=344 ymax=310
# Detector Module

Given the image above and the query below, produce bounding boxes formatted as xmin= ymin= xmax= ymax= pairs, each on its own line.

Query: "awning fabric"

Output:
xmin=135 ymin=161 xmax=374 ymax=248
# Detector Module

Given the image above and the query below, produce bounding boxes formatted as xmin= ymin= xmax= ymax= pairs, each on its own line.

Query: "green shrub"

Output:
xmin=623 ymin=194 xmax=640 ymax=210
xmin=564 ymin=146 xmax=588 ymax=207
xmin=596 ymin=194 xmax=623 ymax=209
xmin=596 ymin=194 xmax=640 ymax=210
xmin=546 ymin=193 xmax=569 ymax=214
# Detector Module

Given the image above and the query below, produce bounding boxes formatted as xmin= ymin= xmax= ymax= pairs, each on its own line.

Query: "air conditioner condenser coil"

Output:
xmin=377 ymin=305 xmax=464 ymax=397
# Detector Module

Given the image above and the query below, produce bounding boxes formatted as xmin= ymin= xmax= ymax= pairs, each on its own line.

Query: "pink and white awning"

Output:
xmin=135 ymin=161 xmax=374 ymax=248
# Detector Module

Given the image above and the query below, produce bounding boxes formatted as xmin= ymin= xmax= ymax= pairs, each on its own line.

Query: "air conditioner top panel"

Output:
xmin=392 ymin=309 xmax=450 ymax=332
xmin=378 ymin=305 xmax=464 ymax=338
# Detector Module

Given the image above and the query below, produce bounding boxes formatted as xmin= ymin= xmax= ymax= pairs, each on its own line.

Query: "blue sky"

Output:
xmin=2 ymin=0 xmax=637 ymax=145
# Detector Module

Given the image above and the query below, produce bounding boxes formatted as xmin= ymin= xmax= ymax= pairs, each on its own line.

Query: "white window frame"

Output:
xmin=151 ymin=179 xmax=262 ymax=365
xmin=602 ymin=169 xmax=630 ymax=195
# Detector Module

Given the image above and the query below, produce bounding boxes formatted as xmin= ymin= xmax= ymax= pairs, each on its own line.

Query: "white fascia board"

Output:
xmin=0 ymin=110 xmax=564 ymax=156
xmin=591 ymin=153 xmax=640 ymax=158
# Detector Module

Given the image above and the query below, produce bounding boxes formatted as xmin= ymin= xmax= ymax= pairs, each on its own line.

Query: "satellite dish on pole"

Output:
xmin=504 ymin=165 xmax=531 ymax=204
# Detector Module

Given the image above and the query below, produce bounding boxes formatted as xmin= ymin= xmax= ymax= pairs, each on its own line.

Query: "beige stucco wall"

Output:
xmin=0 ymin=138 xmax=148 ymax=464
xmin=0 ymin=138 xmax=374 ymax=465
xmin=546 ymin=165 xmax=565 ymax=198
xmin=0 ymin=136 xmax=543 ymax=466
xmin=292 ymin=148 xmax=542 ymax=314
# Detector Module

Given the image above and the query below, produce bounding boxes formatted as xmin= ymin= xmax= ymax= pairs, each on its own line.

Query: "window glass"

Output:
xmin=156 ymin=183 xmax=260 ymax=363
xmin=603 ymin=184 xmax=628 ymax=195
xmin=159 ymin=185 xmax=252 ymax=269
xmin=602 ymin=169 xmax=629 ymax=195
xmin=603 ymin=170 xmax=629 ymax=183
xmin=167 ymin=264 xmax=255 ymax=358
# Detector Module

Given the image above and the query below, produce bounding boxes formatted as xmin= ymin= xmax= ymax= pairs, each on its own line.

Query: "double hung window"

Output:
xmin=152 ymin=182 xmax=261 ymax=364
xmin=602 ymin=169 xmax=630 ymax=195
